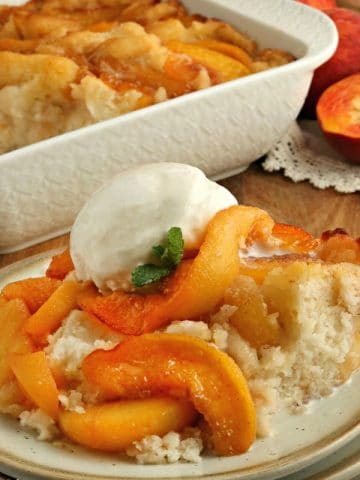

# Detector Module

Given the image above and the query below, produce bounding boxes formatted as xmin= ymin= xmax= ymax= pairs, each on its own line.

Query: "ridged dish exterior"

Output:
xmin=0 ymin=0 xmax=338 ymax=252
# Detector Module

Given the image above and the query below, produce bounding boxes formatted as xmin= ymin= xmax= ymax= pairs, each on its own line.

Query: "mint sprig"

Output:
xmin=131 ymin=264 xmax=173 ymax=287
xmin=132 ymin=227 xmax=184 ymax=288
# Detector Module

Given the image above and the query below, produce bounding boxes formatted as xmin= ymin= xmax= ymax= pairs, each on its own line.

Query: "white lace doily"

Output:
xmin=263 ymin=121 xmax=360 ymax=193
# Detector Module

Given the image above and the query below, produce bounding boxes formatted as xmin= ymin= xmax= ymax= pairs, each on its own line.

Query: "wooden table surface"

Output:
xmin=0 ymin=162 xmax=359 ymax=269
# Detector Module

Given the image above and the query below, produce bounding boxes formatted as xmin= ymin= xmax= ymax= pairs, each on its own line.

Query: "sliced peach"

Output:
xmin=50 ymin=363 xmax=68 ymax=391
xmin=46 ymin=248 xmax=74 ymax=280
xmin=2 ymin=277 xmax=61 ymax=314
xmin=0 ymin=38 xmax=38 ymax=53
xmin=83 ymin=333 xmax=256 ymax=455
xmin=88 ymin=21 xmax=118 ymax=32
xmin=78 ymin=260 xmax=192 ymax=335
xmin=0 ymin=299 xmax=33 ymax=387
xmin=59 ymin=397 xmax=197 ymax=452
xmin=225 ymin=275 xmax=281 ymax=348
xmin=10 ymin=351 xmax=59 ymax=419
xmin=25 ymin=280 xmax=84 ymax=344
xmin=78 ymin=206 xmax=274 ymax=334
xmin=272 ymin=223 xmax=318 ymax=253
xmin=0 ymin=295 xmax=7 ymax=307
xmin=318 ymin=229 xmax=360 ymax=264
xmin=164 ymin=52 xmax=209 ymax=88
xmin=166 ymin=40 xmax=250 ymax=82
xmin=98 ymin=58 xmax=204 ymax=99
xmin=340 ymin=331 xmax=360 ymax=381
xmin=238 ymin=255 xmax=311 ymax=284
xmin=238 ymin=223 xmax=318 ymax=284
xmin=167 ymin=206 xmax=273 ymax=320
xmin=317 ymin=73 xmax=360 ymax=164
xmin=196 ymin=39 xmax=252 ymax=68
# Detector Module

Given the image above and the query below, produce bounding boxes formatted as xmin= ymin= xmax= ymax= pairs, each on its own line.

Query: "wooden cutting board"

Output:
xmin=0 ymin=163 xmax=359 ymax=269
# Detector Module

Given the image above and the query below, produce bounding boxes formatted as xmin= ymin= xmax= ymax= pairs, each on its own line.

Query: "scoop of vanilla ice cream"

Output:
xmin=70 ymin=163 xmax=237 ymax=291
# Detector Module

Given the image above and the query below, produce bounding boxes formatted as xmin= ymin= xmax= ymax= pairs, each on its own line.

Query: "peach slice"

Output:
xmin=318 ymin=229 xmax=360 ymax=264
xmin=340 ymin=331 xmax=360 ymax=381
xmin=0 ymin=295 xmax=7 ymax=307
xmin=0 ymin=299 xmax=33 ymax=387
xmin=225 ymin=275 xmax=281 ymax=348
xmin=163 ymin=52 xmax=210 ymax=88
xmin=78 ymin=205 xmax=274 ymax=334
xmin=167 ymin=206 xmax=273 ymax=320
xmin=46 ymin=248 xmax=74 ymax=280
xmin=88 ymin=21 xmax=118 ymax=32
xmin=83 ymin=333 xmax=256 ymax=455
xmin=238 ymin=255 xmax=311 ymax=284
xmin=166 ymin=40 xmax=250 ymax=82
xmin=2 ymin=277 xmax=61 ymax=314
xmin=272 ymin=223 xmax=318 ymax=253
xmin=59 ymin=397 xmax=197 ymax=452
xmin=78 ymin=260 xmax=193 ymax=336
xmin=238 ymin=223 xmax=318 ymax=283
xmin=25 ymin=280 xmax=84 ymax=344
xmin=196 ymin=39 xmax=252 ymax=68
xmin=0 ymin=38 xmax=38 ymax=53
xmin=317 ymin=73 xmax=360 ymax=164
xmin=10 ymin=351 xmax=59 ymax=419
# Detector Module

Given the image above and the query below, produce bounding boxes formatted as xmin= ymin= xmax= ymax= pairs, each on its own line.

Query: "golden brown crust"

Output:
xmin=0 ymin=0 xmax=294 ymax=153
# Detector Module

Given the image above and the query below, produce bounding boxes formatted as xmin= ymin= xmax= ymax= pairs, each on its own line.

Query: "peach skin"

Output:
xmin=317 ymin=74 xmax=360 ymax=164
xmin=303 ymin=8 xmax=360 ymax=116
xmin=83 ymin=333 xmax=256 ymax=456
xmin=46 ymin=248 xmax=74 ymax=280
xmin=2 ymin=277 xmax=61 ymax=314
xmin=296 ymin=0 xmax=336 ymax=9
xmin=271 ymin=223 xmax=318 ymax=253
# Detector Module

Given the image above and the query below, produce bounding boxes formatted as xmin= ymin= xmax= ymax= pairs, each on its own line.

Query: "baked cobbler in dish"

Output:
xmin=0 ymin=0 xmax=294 ymax=153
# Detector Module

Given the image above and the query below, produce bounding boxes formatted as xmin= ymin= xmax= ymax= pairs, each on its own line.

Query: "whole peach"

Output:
xmin=317 ymin=73 xmax=360 ymax=164
xmin=302 ymin=7 xmax=360 ymax=117
xmin=297 ymin=0 xmax=336 ymax=9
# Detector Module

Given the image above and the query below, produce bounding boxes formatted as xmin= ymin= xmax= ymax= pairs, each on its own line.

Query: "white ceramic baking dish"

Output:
xmin=0 ymin=0 xmax=338 ymax=253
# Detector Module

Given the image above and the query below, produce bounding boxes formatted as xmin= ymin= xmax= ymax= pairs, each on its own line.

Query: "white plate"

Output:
xmin=0 ymin=254 xmax=359 ymax=480
xmin=2 ymin=434 xmax=359 ymax=480
xmin=287 ymin=434 xmax=360 ymax=480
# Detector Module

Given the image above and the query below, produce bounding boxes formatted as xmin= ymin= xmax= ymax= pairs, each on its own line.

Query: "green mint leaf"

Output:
xmin=132 ymin=227 xmax=184 ymax=288
xmin=131 ymin=264 xmax=172 ymax=288
xmin=166 ymin=227 xmax=184 ymax=266
xmin=152 ymin=245 xmax=166 ymax=259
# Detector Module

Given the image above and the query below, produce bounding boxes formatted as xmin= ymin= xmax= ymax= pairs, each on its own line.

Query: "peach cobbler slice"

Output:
xmin=1 ymin=163 xmax=359 ymax=463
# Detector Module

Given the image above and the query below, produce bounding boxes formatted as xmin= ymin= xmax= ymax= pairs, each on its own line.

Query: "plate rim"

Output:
xmin=0 ymin=421 xmax=359 ymax=480
xmin=0 ymin=253 xmax=359 ymax=480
